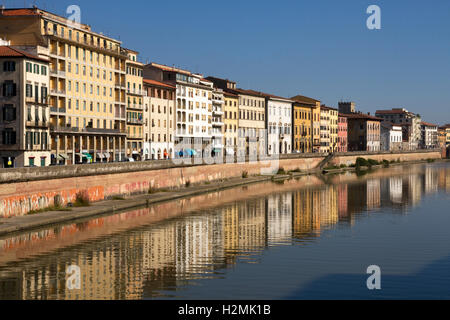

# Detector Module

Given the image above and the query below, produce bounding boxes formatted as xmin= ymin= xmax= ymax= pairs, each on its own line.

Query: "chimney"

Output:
xmin=0 ymin=5 xmax=5 ymax=15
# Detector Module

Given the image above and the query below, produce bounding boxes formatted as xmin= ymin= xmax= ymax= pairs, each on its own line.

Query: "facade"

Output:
xmin=420 ymin=122 xmax=438 ymax=149
xmin=291 ymin=95 xmax=321 ymax=153
xmin=223 ymin=91 xmax=239 ymax=156
xmin=211 ymin=87 xmax=224 ymax=156
xmin=380 ymin=122 xmax=403 ymax=152
xmin=337 ymin=114 xmax=348 ymax=153
xmin=375 ymin=108 xmax=421 ymax=150
xmin=142 ymin=79 xmax=175 ymax=160
xmin=125 ymin=49 xmax=144 ymax=160
xmin=319 ymin=105 xmax=338 ymax=153
xmin=292 ymin=101 xmax=314 ymax=153
xmin=0 ymin=7 xmax=128 ymax=165
xmin=260 ymin=93 xmax=292 ymax=155
xmin=319 ymin=106 xmax=330 ymax=153
xmin=440 ymin=124 xmax=450 ymax=146
xmin=144 ymin=63 xmax=214 ymax=157
xmin=235 ymin=89 xmax=266 ymax=157
xmin=346 ymin=113 xmax=382 ymax=152
xmin=0 ymin=46 xmax=50 ymax=168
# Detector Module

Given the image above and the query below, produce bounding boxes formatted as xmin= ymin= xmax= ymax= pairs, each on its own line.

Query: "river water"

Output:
xmin=0 ymin=163 xmax=449 ymax=300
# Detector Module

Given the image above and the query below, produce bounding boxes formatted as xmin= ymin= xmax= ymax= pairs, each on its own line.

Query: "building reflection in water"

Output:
xmin=0 ymin=164 xmax=449 ymax=300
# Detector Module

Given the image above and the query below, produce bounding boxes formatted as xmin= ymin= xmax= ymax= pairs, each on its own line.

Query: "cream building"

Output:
xmin=0 ymin=7 xmax=128 ymax=165
xmin=223 ymin=91 xmax=239 ymax=156
xmin=144 ymin=63 xmax=213 ymax=157
xmin=0 ymin=46 xmax=51 ymax=167
xmin=125 ymin=49 xmax=144 ymax=160
xmin=143 ymin=79 xmax=175 ymax=160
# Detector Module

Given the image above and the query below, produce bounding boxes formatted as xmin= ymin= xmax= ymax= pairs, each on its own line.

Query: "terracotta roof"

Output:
xmin=143 ymin=79 xmax=175 ymax=89
xmin=421 ymin=121 xmax=438 ymax=127
xmin=291 ymin=95 xmax=320 ymax=105
xmin=0 ymin=46 xmax=48 ymax=62
xmin=375 ymin=109 xmax=409 ymax=115
xmin=245 ymin=89 xmax=291 ymax=102
xmin=232 ymin=88 xmax=266 ymax=98
xmin=148 ymin=63 xmax=191 ymax=75
xmin=345 ymin=113 xmax=383 ymax=121
xmin=321 ymin=105 xmax=338 ymax=111
xmin=0 ymin=8 xmax=41 ymax=16
xmin=223 ymin=90 xmax=238 ymax=98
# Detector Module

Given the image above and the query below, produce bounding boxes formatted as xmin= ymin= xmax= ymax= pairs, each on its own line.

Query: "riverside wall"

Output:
xmin=0 ymin=150 xmax=442 ymax=217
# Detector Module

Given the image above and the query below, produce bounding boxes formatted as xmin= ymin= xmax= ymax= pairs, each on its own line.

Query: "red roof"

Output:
xmin=143 ymin=79 xmax=175 ymax=89
xmin=375 ymin=109 xmax=409 ymax=115
xmin=0 ymin=8 xmax=41 ymax=16
xmin=321 ymin=105 xmax=338 ymax=111
xmin=345 ymin=113 xmax=383 ymax=121
xmin=0 ymin=46 xmax=48 ymax=62
xmin=421 ymin=121 xmax=438 ymax=127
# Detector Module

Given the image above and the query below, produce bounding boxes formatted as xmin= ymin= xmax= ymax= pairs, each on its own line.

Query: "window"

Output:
xmin=2 ymin=81 xmax=16 ymax=97
xmin=2 ymin=129 xmax=16 ymax=145
xmin=41 ymin=66 xmax=47 ymax=75
xmin=34 ymin=64 xmax=40 ymax=74
xmin=2 ymin=105 xmax=16 ymax=121
xmin=3 ymin=61 xmax=16 ymax=72
xmin=26 ymin=62 xmax=32 ymax=72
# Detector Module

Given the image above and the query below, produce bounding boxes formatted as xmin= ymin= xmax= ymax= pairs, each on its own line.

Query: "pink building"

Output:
xmin=338 ymin=114 xmax=348 ymax=153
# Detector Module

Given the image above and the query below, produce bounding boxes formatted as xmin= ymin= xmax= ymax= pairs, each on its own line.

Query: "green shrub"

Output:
xmin=185 ymin=180 xmax=191 ymax=187
xmin=277 ymin=168 xmax=287 ymax=175
xmin=242 ymin=171 xmax=248 ymax=179
xmin=74 ymin=191 xmax=90 ymax=207
xmin=340 ymin=164 xmax=347 ymax=169
xmin=368 ymin=159 xmax=380 ymax=166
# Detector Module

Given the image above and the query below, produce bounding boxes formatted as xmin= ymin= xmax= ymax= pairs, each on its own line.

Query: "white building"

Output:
xmin=264 ymin=94 xmax=292 ymax=155
xmin=144 ymin=63 xmax=213 ymax=157
xmin=380 ymin=122 xmax=403 ymax=151
xmin=376 ymin=108 xmax=421 ymax=150
xmin=421 ymin=122 xmax=438 ymax=149
xmin=0 ymin=46 xmax=51 ymax=168
xmin=211 ymin=87 xmax=224 ymax=156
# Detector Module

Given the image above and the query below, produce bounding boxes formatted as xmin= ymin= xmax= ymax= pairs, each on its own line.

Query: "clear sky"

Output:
xmin=3 ymin=0 xmax=450 ymax=124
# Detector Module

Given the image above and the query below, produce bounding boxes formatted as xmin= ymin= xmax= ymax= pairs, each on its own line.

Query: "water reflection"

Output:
xmin=0 ymin=164 xmax=449 ymax=300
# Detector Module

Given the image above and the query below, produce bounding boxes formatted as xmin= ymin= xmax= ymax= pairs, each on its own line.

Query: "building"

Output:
xmin=234 ymin=89 xmax=266 ymax=157
xmin=319 ymin=105 xmax=338 ymax=153
xmin=375 ymin=108 xmax=421 ymax=150
xmin=125 ymin=49 xmax=144 ymax=160
xmin=222 ymin=91 xmax=239 ymax=156
xmin=205 ymin=77 xmax=266 ymax=157
xmin=338 ymin=101 xmax=356 ymax=115
xmin=420 ymin=121 xmax=438 ymax=149
xmin=0 ymin=46 xmax=50 ymax=168
xmin=291 ymin=95 xmax=321 ymax=153
xmin=205 ymin=77 xmax=238 ymax=156
xmin=337 ymin=114 xmax=348 ymax=153
xmin=346 ymin=113 xmax=382 ymax=152
xmin=292 ymin=100 xmax=314 ymax=153
xmin=439 ymin=124 xmax=450 ymax=146
xmin=144 ymin=63 xmax=214 ymax=157
xmin=211 ymin=87 xmax=225 ymax=156
xmin=253 ymin=91 xmax=292 ymax=155
xmin=380 ymin=122 xmax=403 ymax=152
xmin=0 ymin=7 xmax=128 ymax=165
xmin=142 ymin=79 xmax=175 ymax=160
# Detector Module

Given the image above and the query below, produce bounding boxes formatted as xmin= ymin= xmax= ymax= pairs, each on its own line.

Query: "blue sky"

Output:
xmin=3 ymin=0 xmax=450 ymax=124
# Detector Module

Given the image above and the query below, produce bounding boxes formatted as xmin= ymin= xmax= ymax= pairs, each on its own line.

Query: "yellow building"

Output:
xmin=0 ymin=7 xmax=128 ymax=164
xmin=319 ymin=105 xmax=338 ymax=153
xmin=291 ymin=95 xmax=321 ymax=153
xmin=223 ymin=91 xmax=239 ymax=155
xmin=292 ymin=101 xmax=314 ymax=153
xmin=124 ymin=49 xmax=144 ymax=160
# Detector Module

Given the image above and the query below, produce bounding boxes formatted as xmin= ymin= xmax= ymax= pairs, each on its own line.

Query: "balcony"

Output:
xmin=26 ymin=120 xmax=50 ymax=128
xmin=127 ymin=88 xmax=145 ymax=96
xmin=50 ymin=70 xmax=66 ymax=77
xmin=127 ymin=118 xmax=143 ymax=125
xmin=50 ymin=125 xmax=127 ymax=135
xmin=127 ymin=104 xmax=143 ymax=110
xmin=50 ymin=107 xmax=66 ymax=114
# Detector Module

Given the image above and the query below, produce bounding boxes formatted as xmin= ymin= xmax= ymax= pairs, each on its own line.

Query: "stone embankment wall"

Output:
xmin=0 ymin=150 xmax=441 ymax=217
